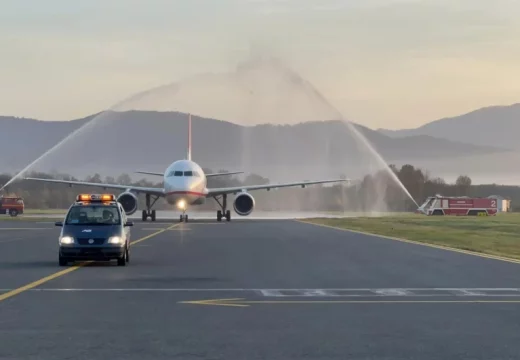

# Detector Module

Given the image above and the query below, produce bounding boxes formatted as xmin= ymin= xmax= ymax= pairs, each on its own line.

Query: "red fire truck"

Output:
xmin=416 ymin=195 xmax=497 ymax=216
xmin=0 ymin=196 xmax=24 ymax=217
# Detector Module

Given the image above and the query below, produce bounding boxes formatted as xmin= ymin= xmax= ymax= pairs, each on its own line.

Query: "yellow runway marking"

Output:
xmin=0 ymin=266 xmax=87 ymax=302
xmin=0 ymin=223 xmax=179 ymax=303
xmin=295 ymin=220 xmax=520 ymax=265
xmin=130 ymin=224 xmax=180 ymax=246
xmin=180 ymin=297 xmax=520 ymax=307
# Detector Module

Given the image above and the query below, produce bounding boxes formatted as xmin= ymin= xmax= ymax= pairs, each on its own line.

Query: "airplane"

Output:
xmin=24 ymin=114 xmax=349 ymax=222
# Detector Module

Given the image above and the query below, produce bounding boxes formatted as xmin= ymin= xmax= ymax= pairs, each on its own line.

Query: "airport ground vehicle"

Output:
xmin=0 ymin=196 xmax=24 ymax=217
xmin=416 ymin=195 xmax=498 ymax=216
xmin=55 ymin=194 xmax=133 ymax=266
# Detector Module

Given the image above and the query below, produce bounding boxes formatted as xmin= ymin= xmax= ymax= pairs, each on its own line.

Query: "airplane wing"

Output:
xmin=135 ymin=171 xmax=163 ymax=177
xmin=207 ymin=178 xmax=349 ymax=197
xmin=206 ymin=171 xmax=244 ymax=178
xmin=135 ymin=170 xmax=243 ymax=177
xmin=24 ymin=177 xmax=165 ymax=196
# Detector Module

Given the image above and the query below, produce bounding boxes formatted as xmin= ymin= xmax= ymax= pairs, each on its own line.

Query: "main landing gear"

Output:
xmin=142 ymin=194 xmax=159 ymax=222
xmin=214 ymin=194 xmax=231 ymax=222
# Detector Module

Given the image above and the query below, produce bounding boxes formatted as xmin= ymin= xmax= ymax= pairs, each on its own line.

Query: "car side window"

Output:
xmin=120 ymin=206 xmax=126 ymax=223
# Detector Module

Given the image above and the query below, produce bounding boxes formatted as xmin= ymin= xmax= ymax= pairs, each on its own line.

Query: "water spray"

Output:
xmin=340 ymin=119 xmax=419 ymax=209
xmin=0 ymin=112 xmax=110 ymax=192
xmin=1 ymin=56 xmax=419 ymax=213
xmin=290 ymin=69 xmax=420 ymax=209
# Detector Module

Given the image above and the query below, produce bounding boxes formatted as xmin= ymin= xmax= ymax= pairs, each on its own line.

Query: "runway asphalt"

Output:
xmin=1 ymin=218 xmax=520 ymax=359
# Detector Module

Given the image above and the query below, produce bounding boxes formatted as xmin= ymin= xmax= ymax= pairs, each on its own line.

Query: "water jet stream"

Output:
xmin=2 ymin=57 xmax=418 ymax=213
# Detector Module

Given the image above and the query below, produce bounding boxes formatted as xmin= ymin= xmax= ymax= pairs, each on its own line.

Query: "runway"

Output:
xmin=21 ymin=210 xmax=351 ymax=220
xmin=1 ymin=219 xmax=520 ymax=359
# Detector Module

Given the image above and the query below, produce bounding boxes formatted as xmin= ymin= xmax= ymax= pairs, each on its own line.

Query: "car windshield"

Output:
xmin=65 ymin=205 xmax=121 ymax=225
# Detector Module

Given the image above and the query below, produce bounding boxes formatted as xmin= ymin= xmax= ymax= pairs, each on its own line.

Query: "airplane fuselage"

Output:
xmin=163 ymin=159 xmax=208 ymax=209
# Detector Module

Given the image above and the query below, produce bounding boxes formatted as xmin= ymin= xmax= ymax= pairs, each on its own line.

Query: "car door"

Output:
xmin=120 ymin=205 xmax=130 ymax=244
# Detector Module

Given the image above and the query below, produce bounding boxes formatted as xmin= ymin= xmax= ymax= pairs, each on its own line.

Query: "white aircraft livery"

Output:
xmin=25 ymin=114 xmax=349 ymax=222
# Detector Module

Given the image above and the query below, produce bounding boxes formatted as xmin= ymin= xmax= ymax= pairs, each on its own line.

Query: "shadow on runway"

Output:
xmin=137 ymin=218 xmax=280 ymax=224
xmin=0 ymin=260 xmax=129 ymax=269
xmin=121 ymin=276 xmax=223 ymax=283
xmin=0 ymin=260 xmax=58 ymax=269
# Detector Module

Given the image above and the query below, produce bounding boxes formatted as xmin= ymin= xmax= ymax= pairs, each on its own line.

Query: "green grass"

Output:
xmin=303 ymin=213 xmax=520 ymax=260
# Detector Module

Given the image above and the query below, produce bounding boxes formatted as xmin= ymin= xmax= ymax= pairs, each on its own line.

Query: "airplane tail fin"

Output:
xmin=187 ymin=113 xmax=192 ymax=161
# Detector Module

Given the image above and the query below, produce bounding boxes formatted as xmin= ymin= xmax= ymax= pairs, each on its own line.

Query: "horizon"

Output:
xmin=2 ymin=1 xmax=520 ymax=129
xmin=2 ymin=101 xmax=519 ymax=131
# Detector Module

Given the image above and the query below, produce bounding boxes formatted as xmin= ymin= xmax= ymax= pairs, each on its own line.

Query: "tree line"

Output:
xmin=0 ymin=165 xmax=517 ymax=212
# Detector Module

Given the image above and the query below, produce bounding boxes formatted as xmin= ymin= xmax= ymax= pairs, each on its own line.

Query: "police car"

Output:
xmin=55 ymin=194 xmax=133 ymax=266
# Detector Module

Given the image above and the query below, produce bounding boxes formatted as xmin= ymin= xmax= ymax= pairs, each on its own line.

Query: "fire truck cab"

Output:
xmin=0 ymin=196 xmax=24 ymax=217
xmin=416 ymin=195 xmax=497 ymax=216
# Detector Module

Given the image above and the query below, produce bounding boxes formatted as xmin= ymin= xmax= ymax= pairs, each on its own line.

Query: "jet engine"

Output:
xmin=233 ymin=192 xmax=255 ymax=216
xmin=117 ymin=191 xmax=138 ymax=215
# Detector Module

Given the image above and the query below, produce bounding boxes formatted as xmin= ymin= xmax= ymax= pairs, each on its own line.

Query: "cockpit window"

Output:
xmin=167 ymin=170 xmax=199 ymax=177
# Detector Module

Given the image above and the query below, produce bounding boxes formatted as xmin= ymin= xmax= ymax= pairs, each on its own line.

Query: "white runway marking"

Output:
xmin=141 ymin=228 xmax=190 ymax=231
xmin=0 ymin=237 xmax=24 ymax=244
xmin=259 ymin=289 xmax=284 ymax=296
xmin=454 ymin=289 xmax=486 ymax=296
xmin=3 ymin=288 xmax=520 ymax=297
xmin=372 ymin=289 xmax=411 ymax=296
xmin=0 ymin=228 xmax=53 ymax=230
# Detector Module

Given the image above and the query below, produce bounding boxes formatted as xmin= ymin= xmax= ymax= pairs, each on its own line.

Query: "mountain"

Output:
xmin=378 ymin=103 xmax=520 ymax=149
xmin=0 ymin=111 xmax=505 ymax=183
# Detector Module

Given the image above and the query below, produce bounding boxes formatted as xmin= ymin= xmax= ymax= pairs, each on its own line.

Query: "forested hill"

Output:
xmin=0 ymin=111 xmax=503 ymax=182
xmin=1 ymin=164 xmax=518 ymax=212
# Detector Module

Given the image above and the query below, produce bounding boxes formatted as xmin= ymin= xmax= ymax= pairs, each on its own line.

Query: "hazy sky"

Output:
xmin=1 ymin=0 xmax=520 ymax=129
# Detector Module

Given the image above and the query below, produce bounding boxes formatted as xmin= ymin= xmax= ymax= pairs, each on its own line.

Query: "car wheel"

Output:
xmin=117 ymin=247 xmax=127 ymax=266
xmin=9 ymin=209 xmax=18 ymax=217
xmin=125 ymin=246 xmax=130 ymax=263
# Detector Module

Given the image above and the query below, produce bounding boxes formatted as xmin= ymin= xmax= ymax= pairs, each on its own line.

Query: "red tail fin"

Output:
xmin=187 ymin=113 xmax=192 ymax=161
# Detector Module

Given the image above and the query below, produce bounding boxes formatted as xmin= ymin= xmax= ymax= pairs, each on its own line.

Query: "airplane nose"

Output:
xmin=170 ymin=176 xmax=199 ymax=191
xmin=184 ymin=178 xmax=198 ymax=190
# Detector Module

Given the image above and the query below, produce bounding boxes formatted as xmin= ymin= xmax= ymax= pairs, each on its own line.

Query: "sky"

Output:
xmin=1 ymin=0 xmax=520 ymax=129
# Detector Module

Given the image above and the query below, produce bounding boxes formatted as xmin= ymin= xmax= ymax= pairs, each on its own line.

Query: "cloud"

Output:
xmin=1 ymin=0 xmax=520 ymax=127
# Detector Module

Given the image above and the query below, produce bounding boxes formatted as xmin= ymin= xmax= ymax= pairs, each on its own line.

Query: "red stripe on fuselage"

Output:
xmin=165 ymin=191 xmax=205 ymax=197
